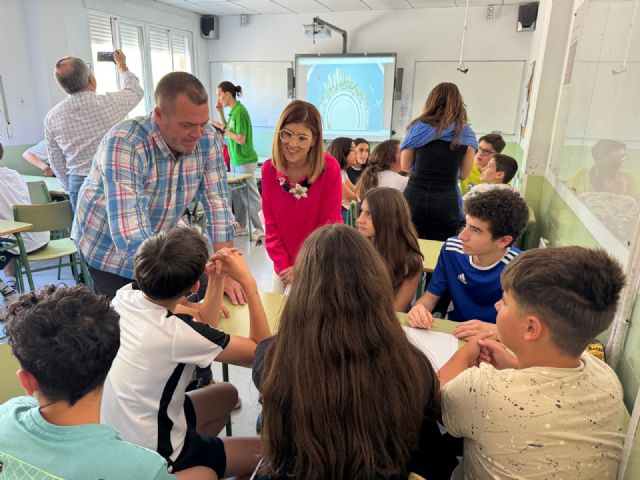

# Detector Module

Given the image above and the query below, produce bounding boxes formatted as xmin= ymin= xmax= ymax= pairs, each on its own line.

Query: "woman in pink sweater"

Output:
xmin=262 ymin=101 xmax=342 ymax=292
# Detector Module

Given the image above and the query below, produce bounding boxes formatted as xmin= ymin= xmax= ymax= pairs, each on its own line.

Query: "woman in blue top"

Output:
xmin=401 ymin=83 xmax=478 ymax=241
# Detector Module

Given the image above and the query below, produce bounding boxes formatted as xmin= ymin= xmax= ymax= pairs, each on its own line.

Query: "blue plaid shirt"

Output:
xmin=71 ymin=114 xmax=234 ymax=279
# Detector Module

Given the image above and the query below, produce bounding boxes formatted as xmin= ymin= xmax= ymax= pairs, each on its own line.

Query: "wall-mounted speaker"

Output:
xmin=517 ymin=3 xmax=539 ymax=32
xmin=394 ymin=67 xmax=404 ymax=101
xmin=201 ymin=15 xmax=219 ymax=40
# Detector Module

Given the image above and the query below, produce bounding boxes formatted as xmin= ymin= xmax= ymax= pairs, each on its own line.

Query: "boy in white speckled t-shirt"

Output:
xmin=438 ymin=246 xmax=626 ymax=480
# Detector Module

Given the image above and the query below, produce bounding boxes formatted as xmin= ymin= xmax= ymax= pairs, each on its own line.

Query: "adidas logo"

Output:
xmin=457 ymin=273 xmax=467 ymax=284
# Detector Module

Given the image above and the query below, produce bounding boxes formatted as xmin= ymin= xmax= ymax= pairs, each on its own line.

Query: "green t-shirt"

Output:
xmin=227 ymin=101 xmax=258 ymax=166
xmin=0 ymin=396 xmax=176 ymax=480
xmin=459 ymin=162 xmax=483 ymax=196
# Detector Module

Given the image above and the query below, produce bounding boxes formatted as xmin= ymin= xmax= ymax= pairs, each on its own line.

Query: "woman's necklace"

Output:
xmin=278 ymin=175 xmax=312 ymax=199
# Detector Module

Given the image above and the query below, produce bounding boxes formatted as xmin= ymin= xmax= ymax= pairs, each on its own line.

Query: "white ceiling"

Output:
xmin=154 ymin=0 xmax=538 ymax=16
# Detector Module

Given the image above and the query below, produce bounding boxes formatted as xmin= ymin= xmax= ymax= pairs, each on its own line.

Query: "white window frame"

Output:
xmin=87 ymin=10 xmax=195 ymax=115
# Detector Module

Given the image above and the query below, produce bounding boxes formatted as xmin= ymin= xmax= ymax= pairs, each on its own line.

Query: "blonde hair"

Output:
xmin=271 ymin=100 xmax=325 ymax=182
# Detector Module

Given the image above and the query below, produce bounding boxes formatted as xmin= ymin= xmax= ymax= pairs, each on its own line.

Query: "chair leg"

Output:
xmin=57 ymin=257 xmax=63 ymax=280
xmin=80 ymin=256 xmax=92 ymax=290
xmin=11 ymin=258 xmax=24 ymax=294
xmin=15 ymin=234 xmax=35 ymax=292
xmin=222 ymin=363 xmax=232 ymax=437
xmin=70 ymin=254 xmax=79 ymax=284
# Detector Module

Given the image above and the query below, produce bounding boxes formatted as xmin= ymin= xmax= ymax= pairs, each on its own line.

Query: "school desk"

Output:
xmin=0 ymin=220 xmax=32 ymax=259
xmin=20 ymin=175 xmax=66 ymax=197
xmin=219 ymin=291 xmax=461 ymax=339
xmin=418 ymin=238 xmax=444 ymax=273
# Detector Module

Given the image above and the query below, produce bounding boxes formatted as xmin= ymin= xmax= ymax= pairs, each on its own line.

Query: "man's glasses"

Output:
xmin=478 ymin=147 xmax=496 ymax=157
xmin=279 ymin=129 xmax=312 ymax=148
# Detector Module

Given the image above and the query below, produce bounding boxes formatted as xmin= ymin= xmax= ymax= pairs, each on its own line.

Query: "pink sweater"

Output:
xmin=261 ymin=152 xmax=343 ymax=273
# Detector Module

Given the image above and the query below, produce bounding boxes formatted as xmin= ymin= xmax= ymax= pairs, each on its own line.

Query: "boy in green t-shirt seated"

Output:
xmin=0 ymin=285 xmax=215 ymax=479
xmin=439 ymin=246 xmax=626 ymax=479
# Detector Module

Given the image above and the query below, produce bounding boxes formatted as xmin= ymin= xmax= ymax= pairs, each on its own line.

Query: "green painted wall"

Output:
xmin=0 ymin=144 xmax=43 ymax=175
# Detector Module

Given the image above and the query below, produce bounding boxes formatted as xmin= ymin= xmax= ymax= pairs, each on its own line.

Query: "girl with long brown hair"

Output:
xmin=356 ymin=187 xmax=423 ymax=312
xmin=400 ymin=82 xmax=478 ymax=241
xmin=261 ymin=101 xmax=342 ymax=293
xmin=355 ymin=139 xmax=408 ymax=198
xmin=253 ymin=224 xmax=446 ymax=480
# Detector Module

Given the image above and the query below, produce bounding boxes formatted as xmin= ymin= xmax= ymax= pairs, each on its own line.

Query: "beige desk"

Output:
xmin=220 ymin=291 xmax=460 ymax=338
xmin=0 ymin=219 xmax=33 ymax=236
xmin=418 ymin=239 xmax=444 ymax=273
xmin=227 ymin=172 xmax=254 ymax=241
xmin=20 ymin=175 xmax=67 ymax=197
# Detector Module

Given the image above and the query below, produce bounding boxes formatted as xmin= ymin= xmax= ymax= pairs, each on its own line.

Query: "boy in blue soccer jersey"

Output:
xmin=407 ymin=188 xmax=529 ymax=340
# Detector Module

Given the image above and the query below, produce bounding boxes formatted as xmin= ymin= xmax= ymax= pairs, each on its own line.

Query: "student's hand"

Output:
xmin=279 ymin=266 xmax=294 ymax=285
xmin=406 ymin=303 xmax=434 ymax=329
xmin=214 ymin=249 xmax=250 ymax=283
xmin=478 ymin=338 xmax=519 ymax=370
xmin=211 ymin=119 xmax=224 ymax=130
xmin=204 ymin=259 xmax=223 ymax=278
xmin=461 ymin=332 xmax=495 ymax=367
xmin=215 ymin=101 xmax=224 ymax=113
xmin=43 ymin=165 xmax=54 ymax=177
xmin=453 ymin=320 xmax=498 ymax=341
xmin=212 ymin=249 xmax=249 ymax=305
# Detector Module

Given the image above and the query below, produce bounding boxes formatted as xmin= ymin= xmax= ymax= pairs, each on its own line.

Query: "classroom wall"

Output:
xmin=0 ymin=0 xmax=208 ymax=146
xmin=206 ymin=5 xmax=533 ymax=136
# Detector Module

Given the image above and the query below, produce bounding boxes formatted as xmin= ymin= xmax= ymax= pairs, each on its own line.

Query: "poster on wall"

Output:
xmin=519 ymin=61 xmax=536 ymax=143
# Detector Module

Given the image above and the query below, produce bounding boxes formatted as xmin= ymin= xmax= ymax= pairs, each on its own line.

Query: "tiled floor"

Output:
xmin=1 ymin=233 xmax=274 ymax=438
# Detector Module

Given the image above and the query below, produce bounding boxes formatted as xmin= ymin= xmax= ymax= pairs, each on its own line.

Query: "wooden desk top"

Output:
xmin=21 ymin=175 xmax=66 ymax=195
xmin=418 ymin=239 xmax=444 ymax=273
xmin=220 ymin=291 xmax=460 ymax=338
xmin=0 ymin=219 xmax=32 ymax=236
xmin=227 ymin=172 xmax=253 ymax=184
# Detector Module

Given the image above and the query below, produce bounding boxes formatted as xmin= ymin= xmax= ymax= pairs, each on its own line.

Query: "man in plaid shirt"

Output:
xmin=72 ymin=72 xmax=244 ymax=303
xmin=45 ymin=50 xmax=143 ymax=208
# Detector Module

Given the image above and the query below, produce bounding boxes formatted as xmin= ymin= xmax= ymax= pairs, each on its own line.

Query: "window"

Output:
xmin=88 ymin=13 xmax=118 ymax=95
xmin=118 ymin=22 xmax=147 ymax=117
xmin=87 ymin=12 xmax=194 ymax=115
xmin=149 ymin=28 xmax=193 ymax=90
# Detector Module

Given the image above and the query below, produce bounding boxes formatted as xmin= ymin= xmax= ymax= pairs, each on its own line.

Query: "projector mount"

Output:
xmin=307 ymin=16 xmax=347 ymax=54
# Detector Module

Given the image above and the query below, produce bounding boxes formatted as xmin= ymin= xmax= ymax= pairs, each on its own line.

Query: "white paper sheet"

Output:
xmin=402 ymin=326 xmax=458 ymax=370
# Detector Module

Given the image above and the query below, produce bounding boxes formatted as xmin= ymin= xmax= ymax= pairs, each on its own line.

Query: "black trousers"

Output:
xmin=404 ymin=185 xmax=463 ymax=241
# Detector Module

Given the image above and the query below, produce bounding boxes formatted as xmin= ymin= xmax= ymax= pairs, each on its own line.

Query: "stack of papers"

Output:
xmin=402 ymin=326 xmax=458 ymax=370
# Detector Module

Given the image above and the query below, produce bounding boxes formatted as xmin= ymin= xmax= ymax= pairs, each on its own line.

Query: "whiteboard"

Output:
xmin=210 ymin=61 xmax=292 ymax=128
xmin=411 ymin=61 xmax=526 ymax=136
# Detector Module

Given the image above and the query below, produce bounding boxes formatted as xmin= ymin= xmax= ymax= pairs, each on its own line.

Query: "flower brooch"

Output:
xmin=278 ymin=176 xmax=312 ymax=199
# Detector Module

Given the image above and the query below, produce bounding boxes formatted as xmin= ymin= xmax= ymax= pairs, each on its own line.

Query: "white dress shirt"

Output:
xmin=44 ymin=70 xmax=143 ymax=188
xmin=0 ymin=167 xmax=50 ymax=253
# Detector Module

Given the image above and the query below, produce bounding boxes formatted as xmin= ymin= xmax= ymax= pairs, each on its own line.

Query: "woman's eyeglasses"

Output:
xmin=279 ymin=129 xmax=312 ymax=148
